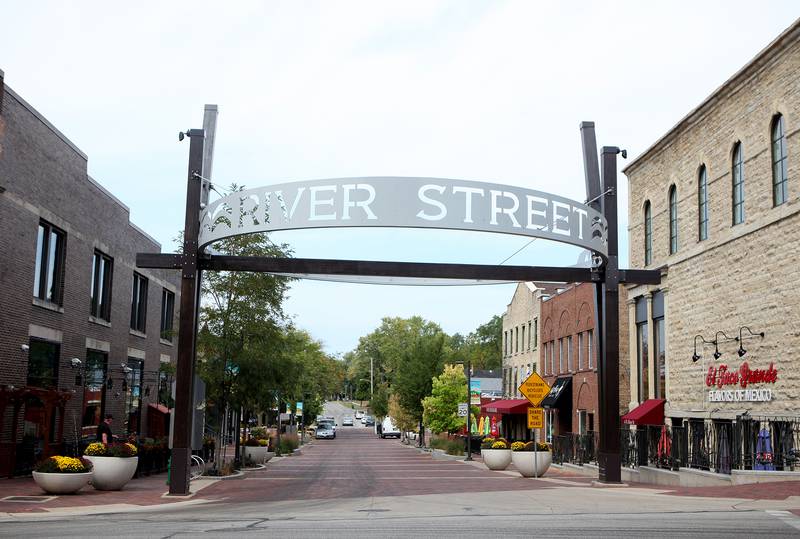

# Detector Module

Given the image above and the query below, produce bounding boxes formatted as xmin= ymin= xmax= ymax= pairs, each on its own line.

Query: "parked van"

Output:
xmin=380 ymin=417 xmax=401 ymax=439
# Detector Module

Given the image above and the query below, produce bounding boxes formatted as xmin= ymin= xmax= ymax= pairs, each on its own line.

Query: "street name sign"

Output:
xmin=527 ymin=407 xmax=544 ymax=429
xmin=519 ymin=372 xmax=550 ymax=407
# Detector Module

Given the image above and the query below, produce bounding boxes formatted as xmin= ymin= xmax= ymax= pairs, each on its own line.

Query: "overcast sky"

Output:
xmin=2 ymin=2 xmax=798 ymax=355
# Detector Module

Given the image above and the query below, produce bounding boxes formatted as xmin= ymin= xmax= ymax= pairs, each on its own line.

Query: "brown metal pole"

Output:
xmin=169 ymin=128 xmax=204 ymax=495
xmin=597 ymin=146 xmax=622 ymax=483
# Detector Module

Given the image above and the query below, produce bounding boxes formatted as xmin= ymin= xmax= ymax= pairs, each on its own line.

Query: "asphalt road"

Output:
xmin=2 ymin=401 xmax=799 ymax=537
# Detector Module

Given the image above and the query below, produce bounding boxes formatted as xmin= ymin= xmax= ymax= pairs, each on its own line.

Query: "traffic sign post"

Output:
xmin=457 ymin=403 xmax=469 ymax=417
xmin=519 ymin=374 xmax=550 ymax=479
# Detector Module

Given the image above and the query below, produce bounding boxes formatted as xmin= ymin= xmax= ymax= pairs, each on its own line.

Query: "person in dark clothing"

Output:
xmin=96 ymin=414 xmax=113 ymax=444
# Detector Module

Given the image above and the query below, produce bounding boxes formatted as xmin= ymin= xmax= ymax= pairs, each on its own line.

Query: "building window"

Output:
xmin=27 ymin=339 xmax=60 ymax=388
xmin=668 ymin=185 xmax=678 ymax=254
xmin=567 ymin=336 xmax=573 ymax=372
xmin=587 ymin=329 xmax=594 ymax=370
xmin=698 ymin=165 xmax=708 ymax=241
xmin=550 ymin=342 xmax=556 ymax=374
xmin=130 ymin=273 xmax=148 ymax=332
xmin=125 ymin=358 xmax=144 ymax=435
xmin=533 ymin=318 xmax=538 ymax=349
xmin=578 ymin=332 xmax=584 ymax=370
xmin=160 ymin=288 xmax=175 ymax=341
xmin=772 ymin=114 xmax=788 ymax=206
xmin=732 ymin=142 xmax=745 ymax=225
xmin=635 ymin=297 xmax=649 ymax=401
xmin=527 ymin=321 xmax=532 ymax=350
xmin=644 ymin=201 xmax=652 ymax=266
xmin=513 ymin=368 xmax=518 ymax=397
xmin=503 ymin=331 xmax=508 ymax=357
xmin=33 ymin=221 xmax=66 ymax=305
xmin=558 ymin=338 xmax=564 ymax=373
xmin=90 ymin=251 xmax=113 ymax=321
xmin=81 ymin=350 xmax=108 ymax=437
xmin=653 ymin=291 xmax=666 ymax=400
xmin=515 ymin=327 xmax=519 ymax=353
xmin=521 ymin=325 xmax=526 ymax=353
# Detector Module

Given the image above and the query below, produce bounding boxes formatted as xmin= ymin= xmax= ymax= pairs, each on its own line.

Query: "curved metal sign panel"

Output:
xmin=199 ymin=177 xmax=608 ymax=257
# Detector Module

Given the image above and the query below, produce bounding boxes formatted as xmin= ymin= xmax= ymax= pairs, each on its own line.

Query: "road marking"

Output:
xmin=245 ymin=476 xmax=521 ymax=480
xmin=766 ymin=510 xmax=800 ymax=531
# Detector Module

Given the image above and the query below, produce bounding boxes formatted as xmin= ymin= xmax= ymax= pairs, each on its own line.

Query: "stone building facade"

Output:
xmin=539 ymin=282 xmax=630 ymax=440
xmin=501 ymin=282 xmax=545 ymax=398
xmin=623 ymin=20 xmax=800 ymax=423
xmin=0 ymin=71 xmax=180 ymax=476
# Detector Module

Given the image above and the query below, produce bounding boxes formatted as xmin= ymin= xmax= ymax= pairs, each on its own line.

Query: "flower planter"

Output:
xmin=85 ymin=456 xmax=139 ymax=490
xmin=32 ymin=471 xmax=92 ymax=494
xmin=511 ymin=451 xmax=552 ymax=477
xmin=481 ymin=449 xmax=512 ymax=470
xmin=243 ymin=446 xmax=272 ymax=465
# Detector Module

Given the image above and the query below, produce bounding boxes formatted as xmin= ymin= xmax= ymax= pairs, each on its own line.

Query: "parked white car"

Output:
xmin=380 ymin=417 xmax=401 ymax=439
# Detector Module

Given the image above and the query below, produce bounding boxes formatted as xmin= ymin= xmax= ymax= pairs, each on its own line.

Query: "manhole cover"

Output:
xmin=1 ymin=495 xmax=56 ymax=503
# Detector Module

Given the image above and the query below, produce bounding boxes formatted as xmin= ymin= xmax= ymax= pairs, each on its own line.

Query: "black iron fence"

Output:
xmin=552 ymin=431 xmax=598 ymax=466
xmin=618 ymin=415 xmax=799 ymax=474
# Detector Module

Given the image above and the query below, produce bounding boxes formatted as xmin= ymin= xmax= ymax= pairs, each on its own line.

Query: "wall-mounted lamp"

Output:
xmin=737 ymin=326 xmax=765 ymax=357
xmin=21 ymin=344 xmax=29 ymax=352
xmin=692 ymin=335 xmax=714 ymax=362
xmin=712 ymin=331 xmax=738 ymax=360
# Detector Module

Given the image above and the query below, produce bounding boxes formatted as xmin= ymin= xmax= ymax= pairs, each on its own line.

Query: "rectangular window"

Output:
xmin=653 ymin=291 xmax=666 ymax=400
xmin=27 ymin=339 xmax=60 ymax=388
xmin=636 ymin=297 xmax=649 ymax=401
xmin=521 ymin=325 xmax=525 ymax=353
xmin=567 ymin=336 xmax=573 ymax=372
xmin=90 ymin=251 xmax=113 ymax=321
xmin=503 ymin=331 xmax=507 ymax=356
xmin=160 ymin=288 xmax=175 ymax=341
xmin=513 ymin=368 xmax=518 ymax=397
xmin=527 ymin=321 xmax=532 ymax=350
xmin=33 ymin=221 xmax=66 ymax=305
xmin=578 ymin=332 xmax=584 ymax=370
xmin=578 ymin=410 xmax=587 ymax=435
xmin=558 ymin=338 xmax=564 ymax=373
xmin=515 ymin=327 xmax=519 ymax=353
xmin=533 ymin=318 xmax=538 ymax=349
xmin=588 ymin=329 xmax=594 ymax=369
xmin=550 ymin=342 xmax=555 ymax=374
xmin=81 ymin=350 xmax=108 ymax=436
xmin=125 ymin=358 xmax=144 ymax=434
xmin=130 ymin=273 xmax=148 ymax=332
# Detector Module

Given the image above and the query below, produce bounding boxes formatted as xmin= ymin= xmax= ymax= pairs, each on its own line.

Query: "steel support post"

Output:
xmin=465 ymin=359 xmax=472 ymax=461
xmin=597 ymin=146 xmax=622 ymax=483
xmin=169 ymin=129 xmax=204 ymax=495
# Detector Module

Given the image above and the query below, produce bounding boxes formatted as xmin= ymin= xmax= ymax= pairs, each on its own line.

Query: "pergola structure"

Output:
xmin=138 ymin=122 xmax=660 ymax=495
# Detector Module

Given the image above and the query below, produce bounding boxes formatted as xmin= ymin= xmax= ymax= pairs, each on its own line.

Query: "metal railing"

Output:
xmin=619 ymin=415 xmax=800 ymax=475
xmin=553 ymin=431 xmax=598 ymax=466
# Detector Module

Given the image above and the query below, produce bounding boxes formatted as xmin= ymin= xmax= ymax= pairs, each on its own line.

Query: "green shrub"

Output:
xmin=278 ymin=434 xmax=300 ymax=455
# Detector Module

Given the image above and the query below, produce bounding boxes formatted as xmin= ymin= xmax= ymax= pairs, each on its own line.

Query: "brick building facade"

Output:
xmin=539 ymin=282 xmax=630 ymax=441
xmin=501 ymin=282 xmax=546 ymax=398
xmin=0 ymin=71 xmax=180 ymax=476
xmin=623 ymin=20 xmax=800 ymax=425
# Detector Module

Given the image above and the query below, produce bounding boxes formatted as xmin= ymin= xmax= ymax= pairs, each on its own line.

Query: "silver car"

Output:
xmin=316 ymin=422 xmax=336 ymax=439
xmin=342 ymin=416 xmax=354 ymax=426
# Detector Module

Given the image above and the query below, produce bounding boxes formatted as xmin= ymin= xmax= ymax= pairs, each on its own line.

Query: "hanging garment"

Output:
xmin=657 ymin=425 xmax=671 ymax=466
xmin=490 ymin=416 xmax=499 ymax=437
xmin=478 ymin=416 xmax=485 ymax=435
xmin=754 ymin=428 xmax=774 ymax=471
xmin=717 ymin=424 xmax=731 ymax=474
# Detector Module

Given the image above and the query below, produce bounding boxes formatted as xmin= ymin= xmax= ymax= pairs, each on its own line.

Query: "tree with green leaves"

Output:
xmin=422 ymin=364 xmax=467 ymax=434
xmin=448 ymin=314 xmax=502 ymax=370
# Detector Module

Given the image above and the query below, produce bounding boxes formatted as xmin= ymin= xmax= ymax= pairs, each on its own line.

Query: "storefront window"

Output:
xmin=125 ymin=358 xmax=144 ymax=435
xmin=652 ymin=291 xmax=666 ymax=399
xmin=81 ymin=350 xmax=107 ymax=437
xmin=636 ymin=297 xmax=649 ymax=401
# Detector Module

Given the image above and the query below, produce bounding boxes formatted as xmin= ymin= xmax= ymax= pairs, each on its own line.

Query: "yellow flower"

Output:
xmin=491 ymin=441 xmax=508 ymax=449
xmin=84 ymin=442 xmax=107 ymax=456
xmin=510 ymin=441 xmax=526 ymax=451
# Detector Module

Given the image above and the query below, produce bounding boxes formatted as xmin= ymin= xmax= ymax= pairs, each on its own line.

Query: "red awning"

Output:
xmin=481 ymin=398 xmax=530 ymax=415
xmin=621 ymin=399 xmax=665 ymax=426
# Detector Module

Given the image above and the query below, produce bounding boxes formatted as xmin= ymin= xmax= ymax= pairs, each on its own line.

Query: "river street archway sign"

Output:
xmin=137 ymin=122 xmax=660 ymax=495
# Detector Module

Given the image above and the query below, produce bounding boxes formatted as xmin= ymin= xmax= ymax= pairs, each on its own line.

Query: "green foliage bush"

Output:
xmin=278 ymin=434 xmax=300 ymax=455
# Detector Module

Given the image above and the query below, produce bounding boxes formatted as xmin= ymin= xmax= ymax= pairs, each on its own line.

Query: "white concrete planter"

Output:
xmin=243 ymin=446 xmax=273 ymax=464
xmin=85 ymin=456 xmax=138 ymax=490
xmin=481 ymin=449 xmax=512 ymax=470
xmin=511 ymin=451 xmax=552 ymax=477
xmin=32 ymin=471 xmax=92 ymax=494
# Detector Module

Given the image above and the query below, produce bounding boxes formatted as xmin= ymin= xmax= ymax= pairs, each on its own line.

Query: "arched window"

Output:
xmin=698 ymin=165 xmax=708 ymax=241
xmin=732 ymin=142 xmax=744 ymax=224
xmin=772 ymin=114 xmax=788 ymax=206
xmin=669 ymin=185 xmax=678 ymax=254
xmin=644 ymin=201 xmax=652 ymax=266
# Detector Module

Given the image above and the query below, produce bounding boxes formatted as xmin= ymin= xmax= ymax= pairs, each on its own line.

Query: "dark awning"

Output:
xmin=480 ymin=398 xmax=530 ymax=415
xmin=540 ymin=377 xmax=572 ymax=408
xmin=621 ymin=399 xmax=665 ymax=426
